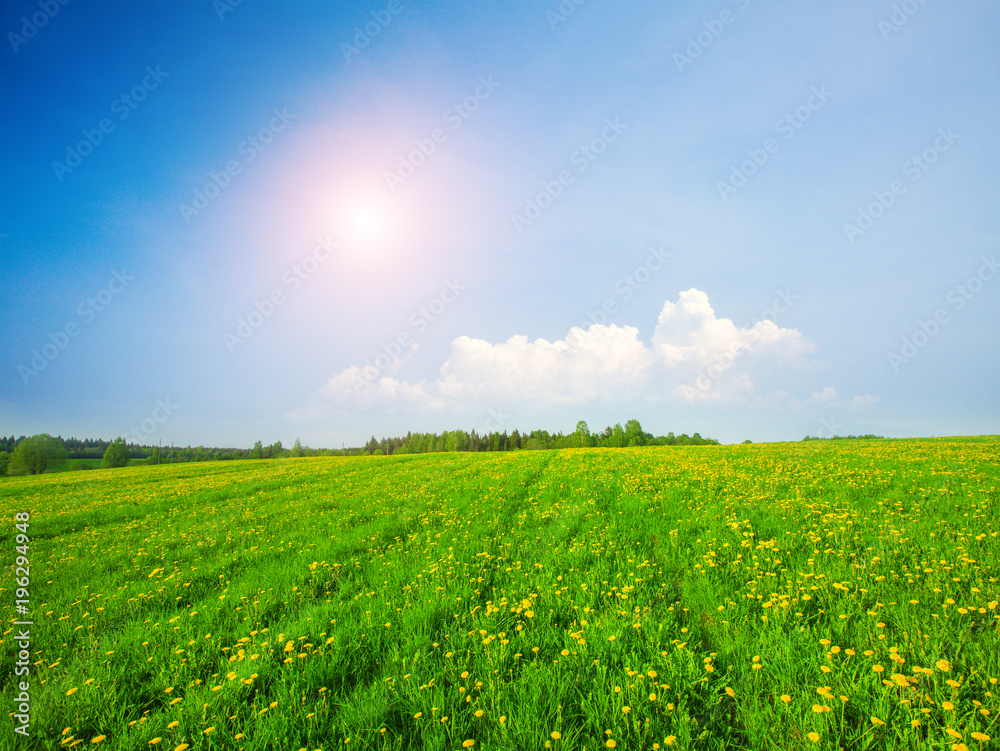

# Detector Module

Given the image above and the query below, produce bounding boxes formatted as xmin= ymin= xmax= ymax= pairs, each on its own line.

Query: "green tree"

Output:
xmin=624 ymin=419 xmax=646 ymax=447
xmin=0 ymin=451 xmax=8 ymax=477
xmin=102 ymin=437 xmax=131 ymax=468
xmin=574 ymin=420 xmax=591 ymax=448
xmin=9 ymin=434 xmax=68 ymax=475
xmin=252 ymin=440 xmax=264 ymax=459
xmin=292 ymin=437 xmax=304 ymax=457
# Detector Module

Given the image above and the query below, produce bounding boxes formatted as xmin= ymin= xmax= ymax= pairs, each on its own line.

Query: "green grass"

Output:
xmin=1 ymin=438 xmax=998 ymax=750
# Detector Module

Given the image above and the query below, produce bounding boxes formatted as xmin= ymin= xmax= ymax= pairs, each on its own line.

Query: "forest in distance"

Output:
xmin=0 ymin=422 xmax=889 ymax=477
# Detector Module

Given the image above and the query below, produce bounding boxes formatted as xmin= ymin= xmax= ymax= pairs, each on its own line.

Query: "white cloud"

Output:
xmin=299 ymin=288 xmax=839 ymax=416
xmin=851 ymin=393 xmax=880 ymax=409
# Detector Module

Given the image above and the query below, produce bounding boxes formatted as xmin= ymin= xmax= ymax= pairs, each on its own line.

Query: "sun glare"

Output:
xmin=352 ymin=208 xmax=381 ymax=239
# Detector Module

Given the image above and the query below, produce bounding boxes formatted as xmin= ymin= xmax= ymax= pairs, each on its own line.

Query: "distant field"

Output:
xmin=2 ymin=438 xmax=998 ymax=750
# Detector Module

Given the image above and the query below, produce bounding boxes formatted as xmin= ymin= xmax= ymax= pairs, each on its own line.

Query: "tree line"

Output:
xmin=0 ymin=420 xmax=720 ymax=476
xmin=801 ymin=434 xmax=885 ymax=441
xmin=373 ymin=420 xmax=718 ymax=456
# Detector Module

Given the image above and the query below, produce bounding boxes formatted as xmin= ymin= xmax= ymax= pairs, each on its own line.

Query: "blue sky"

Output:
xmin=2 ymin=0 xmax=997 ymax=448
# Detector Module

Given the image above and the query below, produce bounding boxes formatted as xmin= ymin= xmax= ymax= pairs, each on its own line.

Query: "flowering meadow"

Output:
xmin=2 ymin=437 xmax=997 ymax=750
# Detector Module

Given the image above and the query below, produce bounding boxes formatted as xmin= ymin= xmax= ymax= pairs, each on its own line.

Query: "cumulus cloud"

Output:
xmin=851 ymin=393 xmax=880 ymax=409
xmin=302 ymin=288 xmax=845 ymax=415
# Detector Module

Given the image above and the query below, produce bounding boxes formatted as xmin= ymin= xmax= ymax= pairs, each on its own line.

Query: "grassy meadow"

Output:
xmin=1 ymin=437 xmax=998 ymax=750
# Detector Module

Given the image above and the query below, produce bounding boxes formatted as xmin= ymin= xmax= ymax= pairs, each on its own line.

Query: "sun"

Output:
xmin=351 ymin=208 xmax=381 ymax=239
xmin=338 ymin=200 xmax=394 ymax=253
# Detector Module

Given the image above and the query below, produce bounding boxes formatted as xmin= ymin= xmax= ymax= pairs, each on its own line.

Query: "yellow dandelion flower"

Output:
xmin=167 ymin=721 xmax=178 ymax=730
xmin=499 ymin=716 xmax=506 ymax=724
xmin=873 ymin=665 xmax=884 ymax=674
xmin=945 ymin=728 xmax=962 ymax=739
xmin=942 ymin=701 xmax=955 ymax=710
xmin=203 ymin=727 xmax=214 ymax=735
xmin=807 ymin=732 xmax=820 ymax=743
xmin=91 ymin=738 xmax=106 ymax=745
xmin=666 ymin=738 xmax=676 ymax=746
xmin=66 ymin=688 xmax=78 ymax=696
xmin=871 ymin=716 xmax=885 ymax=726
xmin=780 ymin=695 xmax=791 ymax=703
xmin=561 ymin=649 xmax=569 ymax=657
xmin=551 ymin=732 xmax=562 ymax=740
xmin=462 ymin=741 xmax=475 ymax=749
xmin=936 ymin=660 xmax=952 ymax=672
xmin=971 ymin=732 xmax=990 ymax=742
xmin=174 ymin=746 xmax=189 ymax=751
xmin=622 ymin=706 xmax=631 ymax=714
xmin=649 ymin=693 xmax=657 ymax=701
xmin=149 ymin=740 xmax=161 ymax=746
xmin=475 ymin=710 xmax=484 ymax=718
xmin=725 ymin=687 xmax=735 ymax=698
xmin=413 ymin=713 xmax=422 ymax=719
xmin=606 ymin=741 xmax=616 ymax=749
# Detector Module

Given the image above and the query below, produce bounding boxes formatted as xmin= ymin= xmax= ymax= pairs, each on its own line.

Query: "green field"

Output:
xmin=2 ymin=438 xmax=998 ymax=750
